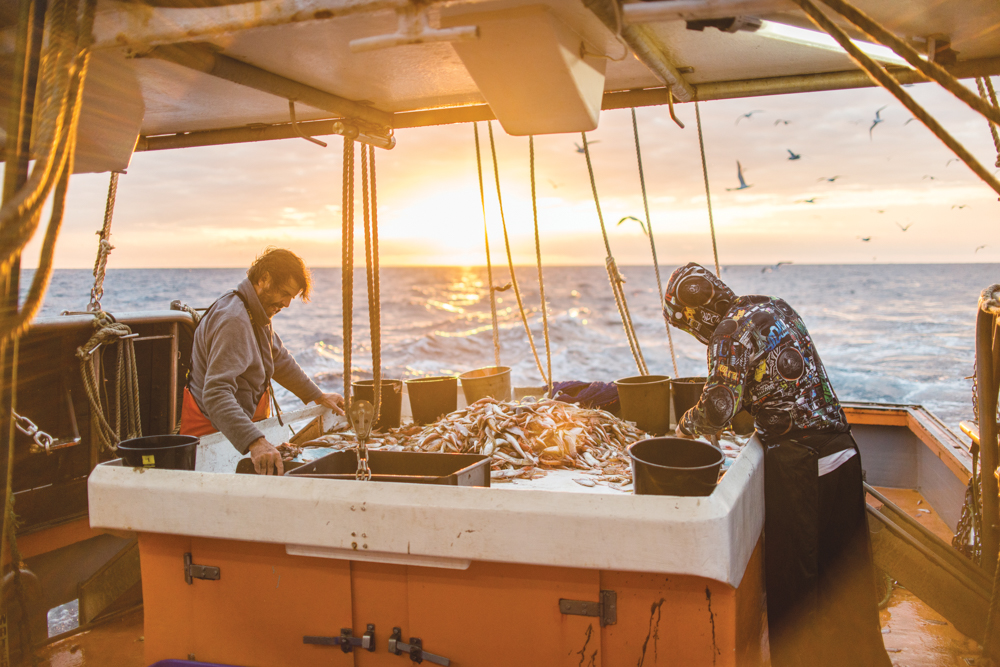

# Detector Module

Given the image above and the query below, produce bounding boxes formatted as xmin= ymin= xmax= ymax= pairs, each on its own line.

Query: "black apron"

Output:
xmin=763 ymin=429 xmax=891 ymax=667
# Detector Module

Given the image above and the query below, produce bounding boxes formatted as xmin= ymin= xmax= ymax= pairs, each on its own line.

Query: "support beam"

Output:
xmin=143 ymin=43 xmax=393 ymax=129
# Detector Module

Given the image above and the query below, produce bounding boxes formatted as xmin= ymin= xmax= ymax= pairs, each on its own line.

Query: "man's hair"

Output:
xmin=247 ymin=247 xmax=312 ymax=302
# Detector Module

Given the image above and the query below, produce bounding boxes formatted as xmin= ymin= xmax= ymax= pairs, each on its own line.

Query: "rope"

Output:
xmin=631 ymin=108 xmax=679 ymax=376
xmin=76 ymin=315 xmax=142 ymax=451
xmin=342 ymin=137 xmax=355 ymax=408
xmin=487 ymin=122 xmax=549 ymax=385
xmin=528 ymin=136 xmax=554 ymax=397
xmin=361 ymin=144 xmax=382 ymax=423
xmin=88 ymin=171 xmax=118 ymax=312
xmin=695 ymin=102 xmax=722 ymax=278
xmin=976 ymin=77 xmax=1000 ymax=169
xmin=473 ymin=122 xmax=502 ymax=367
xmin=789 ymin=0 xmax=1000 ymax=199
xmin=580 ymin=132 xmax=649 ymax=376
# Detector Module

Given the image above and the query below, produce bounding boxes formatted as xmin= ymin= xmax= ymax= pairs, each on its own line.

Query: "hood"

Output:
xmin=662 ymin=263 xmax=737 ymax=344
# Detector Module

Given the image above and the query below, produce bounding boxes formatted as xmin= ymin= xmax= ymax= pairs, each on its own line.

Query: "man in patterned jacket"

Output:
xmin=662 ymin=262 xmax=889 ymax=667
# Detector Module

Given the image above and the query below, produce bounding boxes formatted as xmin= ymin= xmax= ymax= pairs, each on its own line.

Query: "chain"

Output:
xmin=11 ymin=411 xmax=53 ymax=454
xmin=355 ymin=442 xmax=372 ymax=481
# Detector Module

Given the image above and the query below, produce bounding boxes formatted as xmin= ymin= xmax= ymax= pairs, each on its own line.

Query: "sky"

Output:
xmin=15 ymin=78 xmax=1000 ymax=269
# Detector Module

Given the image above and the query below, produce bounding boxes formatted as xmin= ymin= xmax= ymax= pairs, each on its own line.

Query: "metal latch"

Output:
xmin=559 ymin=590 xmax=617 ymax=626
xmin=183 ymin=553 xmax=220 ymax=585
xmin=388 ymin=627 xmax=450 ymax=665
xmin=304 ymin=624 xmax=376 ymax=653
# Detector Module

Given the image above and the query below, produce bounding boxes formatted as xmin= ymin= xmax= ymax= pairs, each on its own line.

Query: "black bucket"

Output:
xmin=352 ymin=379 xmax=403 ymax=430
xmin=405 ymin=376 xmax=458 ymax=425
xmin=118 ymin=435 xmax=199 ymax=470
xmin=671 ymin=377 xmax=706 ymax=422
xmin=615 ymin=375 xmax=672 ymax=435
xmin=628 ymin=437 xmax=724 ymax=496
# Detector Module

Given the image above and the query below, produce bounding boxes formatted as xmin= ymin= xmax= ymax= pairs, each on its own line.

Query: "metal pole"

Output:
xmin=976 ymin=304 xmax=999 ymax=578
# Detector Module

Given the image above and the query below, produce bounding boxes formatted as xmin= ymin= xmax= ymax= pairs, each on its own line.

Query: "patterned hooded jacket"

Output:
xmin=662 ymin=263 xmax=847 ymax=442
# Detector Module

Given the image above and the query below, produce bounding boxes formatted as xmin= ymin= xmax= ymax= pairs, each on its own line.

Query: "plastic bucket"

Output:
xmin=671 ymin=376 xmax=706 ymax=422
xmin=405 ymin=376 xmax=458 ymax=424
xmin=459 ymin=366 xmax=512 ymax=403
xmin=352 ymin=379 xmax=403 ymax=430
xmin=118 ymin=435 xmax=199 ymax=470
xmin=615 ymin=375 xmax=672 ymax=435
xmin=628 ymin=437 xmax=725 ymax=496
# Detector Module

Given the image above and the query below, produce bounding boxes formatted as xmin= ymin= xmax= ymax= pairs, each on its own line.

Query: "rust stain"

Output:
xmin=706 ymin=587 xmax=719 ymax=665
xmin=576 ymin=623 xmax=594 ymax=667
xmin=637 ymin=598 xmax=665 ymax=666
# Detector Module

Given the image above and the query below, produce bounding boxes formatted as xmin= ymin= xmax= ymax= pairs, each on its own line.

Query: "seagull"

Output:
xmin=547 ymin=179 xmax=561 ymax=189
xmin=946 ymin=158 xmax=959 ymax=167
xmin=875 ymin=209 xmax=885 ymax=214
xmin=904 ymin=117 xmax=917 ymax=126
xmin=774 ymin=119 xmax=791 ymax=125
xmin=922 ymin=175 xmax=936 ymax=180
xmin=736 ymin=110 xmax=764 ymax=124
xmin=796 ymin=197 xmax=818 ymax=204
xmin=858 ymin=236 xmax=872 ymax=242
xmin=952 ymin=204 xmax=967 ymax=209
xmin=896 ymin=222 xmax=912 ymax=231
xmin=818 ymin=176 xmax=842 ymax=183
xmin=870 ymin=105 xmax=888 ymax=139
xmin=975 ymin=245 xmax=987 ymax=253
xmin=617 ymin=215 xmax=648 ymax=236
xmin=726 ymin=161 xmax=753 ymax=191
xmin=787 ymin=149 xmax=801 ymax=160
xmin=574 ymin=141 xmax=599 ymax=153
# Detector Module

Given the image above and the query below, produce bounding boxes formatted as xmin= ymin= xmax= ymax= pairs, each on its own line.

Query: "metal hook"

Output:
xmin=288 ymin=100 xmax=328 ymax=148
xmin=668 ymin=88 xmax=685 ymax=129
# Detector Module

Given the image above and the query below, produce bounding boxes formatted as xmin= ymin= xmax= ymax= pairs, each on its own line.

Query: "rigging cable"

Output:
xmin=361 ymin=144 xmax=382 ymax=424
xmin=88 ymin=171 xmax=118 ymax=312
xmin=695 ymin=102 xmax=721 ymax=278
xmin=342 ymin=137 xmax=355 ymax=409
xmin=580 ymin=132 xmax=649 ymax=376
xmin=473 ymin=122 xmax=502 ymax=368
xmin=487 ymin=121 xmax=549 ymax=385
xmin=975 ymin=76 xmax=1000 ymax=168
xmin=631 ymin=108 xmax=679 ymax=376
xmin=528 ymin=136 xmax=554 ymax=397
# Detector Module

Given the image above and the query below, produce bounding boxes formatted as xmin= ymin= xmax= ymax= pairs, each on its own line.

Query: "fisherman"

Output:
xmin=662 ymin=262 xmax=890 ymax=667
xmin=181 ymin=248 xmax=344 ymax=475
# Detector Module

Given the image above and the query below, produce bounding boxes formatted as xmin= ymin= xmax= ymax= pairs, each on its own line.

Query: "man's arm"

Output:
xmin=679 ymin=334 xmax=751 ymax=437
xmin=201 ymin=317 xmax=268 ymax=454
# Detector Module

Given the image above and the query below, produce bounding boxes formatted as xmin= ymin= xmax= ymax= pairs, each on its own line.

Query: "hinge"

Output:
xmin=183 ymin=553 xmax=220 ymax=585
xmin=558 ymin=590 xmax=617 ymax=626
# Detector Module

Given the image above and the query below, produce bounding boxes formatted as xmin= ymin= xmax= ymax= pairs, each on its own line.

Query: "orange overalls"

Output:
xmin=180 ymin=387 xmax=270 ymax=438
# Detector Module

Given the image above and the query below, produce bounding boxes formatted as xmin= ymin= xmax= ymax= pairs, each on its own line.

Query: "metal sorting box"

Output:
xmin=287 ymin=450 xmax=491 ymax=487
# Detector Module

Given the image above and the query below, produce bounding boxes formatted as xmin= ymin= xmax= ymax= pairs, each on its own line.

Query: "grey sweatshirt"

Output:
xmin=189 ymin=278 xmax=323 ymax=453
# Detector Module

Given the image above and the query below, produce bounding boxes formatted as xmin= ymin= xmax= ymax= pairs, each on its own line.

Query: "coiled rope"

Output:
xmin=473 ymin=122 xmax=502 ymax=367
xmin=342 ymin=137 xmax=355 ymax=408
xmin=695 ymin=102 xmax=721 ymax=278
xmin=528 ymin=136 xmax=554 ymax=397
xmin=580 ymin=132 xmax=649 ymax=376
xmin=487 ymin=122 xmax=549 ymax=385
xmin=361 ymin=144 xmax=382 ymax=423
xmin=631 ymin=108 xmax=679 ymax=376
xmin=88 ymin=171 xmax=118 ymax=312
xmin=76 ymin=314 xmax=142 ymax=451
xmin=975 ymin=77 xmax=1000 ymax=169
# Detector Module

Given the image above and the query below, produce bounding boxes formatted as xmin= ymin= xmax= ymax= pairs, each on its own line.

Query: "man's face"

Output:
xmin=256 ymin=274 xmax=303 ymax=319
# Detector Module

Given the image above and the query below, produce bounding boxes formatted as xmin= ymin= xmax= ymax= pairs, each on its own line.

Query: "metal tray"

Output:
xmin=286 ymin=450 xmax=491 ymax=487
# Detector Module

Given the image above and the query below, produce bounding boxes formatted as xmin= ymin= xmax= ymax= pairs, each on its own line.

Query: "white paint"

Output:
xmin=89 ymin=435 xmax=764 ymax=586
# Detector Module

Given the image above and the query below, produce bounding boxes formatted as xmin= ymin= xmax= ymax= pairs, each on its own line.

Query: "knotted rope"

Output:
xmin=88 ymin=171 xmax=118 ymax=312
xmin=580 ymin=132 xmax=649 ymax=376
xmin=976 ymin=77 xmax=1000 ymax=169
xmin=473 ymin=122 xmax=502 ymax=367
xmin=631 ymin=108 xmax=679 ymax=376
xmin=528 ymin=136 xmax=554 ymax=396
xmin=487 ymin=122 xmax=549 ymax=385
xmin=76 ymin=314 xmax=142 ymax=451
xmin=342 ymin=137 xmax=355 ymax=408
xmin=361 ymin=144 xmax=382 ymax=423
xmin=695 ymin=102 xmax=721 ymax=278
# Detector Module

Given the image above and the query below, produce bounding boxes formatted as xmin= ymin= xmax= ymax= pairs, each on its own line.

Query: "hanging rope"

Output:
xmin=76 ymin=314 xmax=142 ymax=451
xmin=631 ymin=108 xmax=679 ymax=377
xmin=88 ymin=171 xmax=118 ymax=312
xmin=789 ymin=0 xmax=1000 ymax=199
xmin=361 ymin=144 xmax=382 ymax=424
xmin=976 ymin=77 xmax=1000 ymax=169
xmin=695 ymin=102 xmax=722 ymax=278
xmin=487 ymin=122 xmax=549 ymax=385
xmin=473 ymin=123 xmax=502 ymax=368
xmin=580 ymin=132 xmax=649 ymax=376
xmin=342 ymin=137 xmax=355 ymax=408
xmin=528 ymin=136 xmax=553 ymax=397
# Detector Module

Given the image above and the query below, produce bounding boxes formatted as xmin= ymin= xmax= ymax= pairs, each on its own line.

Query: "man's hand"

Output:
xmin=675 ymin=423 xmax=695 ymax=440
xmin=316 ymin=392 xmax=345 ymax=415
xmin=248 ymin=437 xmax=285 ymax=475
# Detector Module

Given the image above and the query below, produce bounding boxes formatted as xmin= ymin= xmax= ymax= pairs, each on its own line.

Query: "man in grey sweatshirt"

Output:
xmin=181 ymin=248 xmax=344 ymax=474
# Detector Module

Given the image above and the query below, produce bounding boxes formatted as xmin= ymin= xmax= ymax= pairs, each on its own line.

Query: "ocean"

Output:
xmin=26 ymin=264 xmax=999 ymax=436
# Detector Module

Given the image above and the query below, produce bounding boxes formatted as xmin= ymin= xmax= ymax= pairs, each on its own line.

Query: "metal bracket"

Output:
xmin=183 ymin=553 xmax=220 ymax=585
xmin=388 ymin=627 xmax=450 ymax=665
xmin=303 ymin=624 xmax=375 ymax=653
xmin=559 ymin=590 xmax=617 ymax=626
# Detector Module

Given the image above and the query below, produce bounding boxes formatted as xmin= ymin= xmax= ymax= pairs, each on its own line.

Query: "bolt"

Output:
xmin=352 ymin=542 xmax=358 ymax=550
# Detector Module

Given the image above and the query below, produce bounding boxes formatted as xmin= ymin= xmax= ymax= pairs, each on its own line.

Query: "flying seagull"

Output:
xmin=904 ymin=117 xmax=917 ymax=126
xmin=946 ymin=158 xmax=959 ymax=167
xmin=975 ymin=245 xmax=987 ymax=253
xmin=922 ymin=175 xmax=936 ymax=180
xmin=726 ymin=161 xmax=753 ymax=191
xmin=896 ymin=222 xmax=912 ymax=231
xmin=574 ymin=141 xmax=599 ymax=154
xmin=875 ymin=209 xmax=885 ymax=214
xmin=796 ymin=197 xmax=818 ymax=204
xmin=818 ymin=175 xmax=842 ymax=183
xmin=547 ymin=179 xmax=561 ymax=189
xmin=870 ymin=105 xmax=888 ymax=139
xmin=952 ymin=204 xmax=967 ymax=209
xmin=736 ymin=110 xmax=764 ymax=124
xmin=617 ymin=215 xmax=648 ymax=236
xmin=787 ymin=149 xmax=801 ymax=160
xmin=774 ymin=119 xmax=791 ymax=125
xmin=858 ymin=236 xmax=872 ymax=242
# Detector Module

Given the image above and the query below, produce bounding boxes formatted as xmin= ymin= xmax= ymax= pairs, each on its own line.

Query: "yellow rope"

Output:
xmin=631 ymin=108 xmax=679 ymax=377
xmin=487 ymin=122 xmax=549 ymax=385
xmin=88 ymin=171 xmax=118 ymax=312
xmin=76 ymin=317 xmax=142 ymax=450
xmin=361 ymin=144 xmax=382 ymax=423
xmin=528 ymin=136 xmax=554 ymax=396
xmin=976 ymin=77 xmax=1000 ymax=169
xmin=695 ymin=102 xmax=722 ymax=278
xmin=342 ymin=137 xmax=355 ymax=408
xmin=473 ymin=123 xmax=502 ymax=368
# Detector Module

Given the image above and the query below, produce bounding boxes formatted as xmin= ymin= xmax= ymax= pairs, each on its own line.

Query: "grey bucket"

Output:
xmin=459 ymin=366 xmax=512 ymax=403
xmin=615 ymin=375 xmax=672 ymax=435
